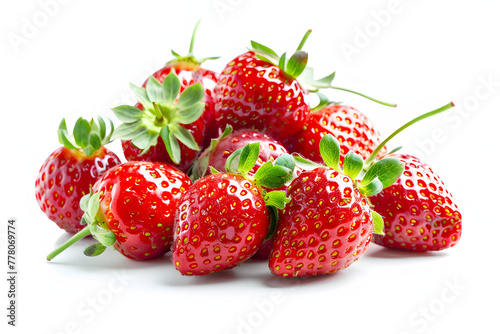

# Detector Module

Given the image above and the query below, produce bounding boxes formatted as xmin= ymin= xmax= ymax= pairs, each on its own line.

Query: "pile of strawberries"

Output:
xmin=37 ymin=22 xmax=462 ymax=278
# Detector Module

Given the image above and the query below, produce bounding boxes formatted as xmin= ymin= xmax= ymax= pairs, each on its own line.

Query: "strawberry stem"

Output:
xmin=46 ymin=225 xmax=91 ymax=261
xmin=330 ymin=86 xmax=397 ymax=107
xmin=188 ymin=19 xmax=201 ymax=57
xmin=296 ymin=29 xmax=312 ymax=51
xmin=364 ymin=102 xmax=455 ymax=167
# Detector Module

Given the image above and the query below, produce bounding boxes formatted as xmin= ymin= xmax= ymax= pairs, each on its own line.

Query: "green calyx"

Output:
xmin=317 ymin=134 xmax=404 ymax=198
xmin=58 ymin=116 xmax=114 ymax=156
xmin=46 ymin=192 xmax=115 ymax=261
xmin=190 ymin=125 xmax=233 ymax=181
xmin=221 ymin=143 xmax=296 ymax=240
xmin=250 ymin=29 xmax=324 ymax=82
xmin=112 ymin=71 xmax=205 ymax=164
xmin=167 ymin=20 xmax=219 ymax=67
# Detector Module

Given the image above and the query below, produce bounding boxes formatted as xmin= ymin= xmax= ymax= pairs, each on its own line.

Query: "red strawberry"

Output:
xmin=172 ymin=143 xmax=296 ymax=276
xmin=284 ymin=103 xmax=386 ymax=165
xmin=270 ymin=135 xmax=404 ymax=277
xmin=215 ymin=31 xmax=336 ymax=141
xmin=370 ymin=154 xmax=462 ymax=251
xmin=114 ymin=21 xmax=219 ymax=173
xmin=46 ymin=161 xmax=192 ymax=261
xmin=35 ymin=117 xmax=121 ymax=233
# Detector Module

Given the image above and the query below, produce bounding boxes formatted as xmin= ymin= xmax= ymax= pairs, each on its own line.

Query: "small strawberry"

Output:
xmin=370 ymin=154 xmax=462 ymax=251
xmin=270 ymin=134 xmax=404 ymax=277
xmin=172 ymin=143 xmax=295 ymax=276
xmin=284 ymin=98 xmax=386 ymax=165
xmin=35 ymin=117 xmax=121 ymax=233
xmin=191 ymin=126 xmax=291 ymax=181
xmin=214 ymin=30 xmax=336 ymax=141
xmin=46 ymin=161 xmax=192 ymax=261
xmin=115 ymin=21 xmax=219 ymax=172
xmin=113 ymin=71 xmax=206 ymax=173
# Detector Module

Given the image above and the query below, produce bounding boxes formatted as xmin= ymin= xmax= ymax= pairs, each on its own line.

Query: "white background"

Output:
xmin=1 ymin=0 xmax=499 ymax=333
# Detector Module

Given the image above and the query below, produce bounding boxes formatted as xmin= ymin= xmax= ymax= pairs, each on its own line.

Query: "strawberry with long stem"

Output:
xmin=46 ymin=161 xmax=192 ymax=261
xmin=35 ymin=117 xmax=121 ymax=233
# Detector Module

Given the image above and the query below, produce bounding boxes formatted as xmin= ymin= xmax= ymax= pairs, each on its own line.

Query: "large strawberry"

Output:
xmin=113 ymin=71 xmax=206 ymax=173
xmin=115 ymin=21 xmax=219 ymax=172
xmin=284 ymin=100 xmax=386 ymax=165
xmin=370 ymin=154 xmax=462 ymax=251
xmin=270 ymin=134 xmax=404 ymax=277
xmin=35 ymin=117 xmax=121 ymax=233
xmin=46 ymin=161 xmax=192 ymax=261
xmin=172 ymin=143 xmax=295 ymax=276
xmin=214 ymin=30 xmax=337 ymax=141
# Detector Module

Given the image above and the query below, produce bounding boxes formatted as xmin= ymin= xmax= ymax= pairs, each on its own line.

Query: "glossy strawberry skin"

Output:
xmin=172 ymin=173 xmax=270 ymax=276
xmin=270 ymin=167 xmax=373 ymax=277
xmin=370 ymin=154 xmax=462 ymax=251
xmin=93 ymin=161 xmax=192 ymax=260
xmin=284 ymin=104 xmax=385 ymax=165
xmin=35 ymin=146 xmax=121 ymax=233
xmin=215 ymin=51 xmax=310 ymax=141
xmin=121 ymin=64 xmax=218 ymax=172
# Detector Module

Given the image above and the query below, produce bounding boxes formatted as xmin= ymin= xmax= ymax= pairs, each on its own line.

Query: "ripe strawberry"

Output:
xmin=214 ymin=30 xmax=336 ymax=141
xmin=46 ymin=161 xmax=192 ymax=261
xmin=35 ymin=117 xmax=121 ymax=233
xmin=270 ymin=135 xmax=404 ymax=277
xmin=172 ymin=143 xmax=295 ymax=276
xmin=115 ymin=21 xmax=219 ymax=172
xmin=370 ymin=154 xmax=462 ymax=251
xmin=191 ymin=126 xmax=290 ymax=180
xmin=284 ymin=102 xmax=386 ymax=165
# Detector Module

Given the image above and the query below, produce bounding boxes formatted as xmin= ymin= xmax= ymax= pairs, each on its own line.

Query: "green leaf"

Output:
xmin=84 ymin=243 xmax=107 ymax=257
xmin=224 ymin=148 xmax=243 ymax=174
xmin=343 ymin=152 xmax=363 ymax=179
xmin=250 ymin=40 xmax=278 ymax=58
xmin=112 ymin=105 xmax=144 ymax=123
xmin=86 ymin=192 xmax=101 ymax=220
xmin=89 ymin=132 xmax=102 ymax=150
xmin=238 ymin=142 xmax=260 ymax=175
xmin=264 ymin=191 xmax=290 ymax=210
xmin=371 ymin=210 xmax=385 ymax=235
xmin=177 ymin=103 xmax=204 ymax=124
xmin=129 ymin=83 xmax=152 ymax=110
xmin=73 ymin=117 xmax=91 ymax=149
xmin=96 ymin=116 xmax=106 ymax=139
xmin=79 ymin=193 xmax=91 ymax=213
xmin=315 ymin=71 xmax=336 ymax=88
xmin=278 ymin=52 xmax=287 ymax=72
xmin=274 ymin=153 xmax=295 ymax=183
xmin=171 ymin=125 xmax=200 ymax=151
xmin=176 ymin=82 xmax=204 ymax=110
xmin=319 ymin=134 xmax=340 ymax=171
xmin=160 ymin=126 xmax=181 ymax=164
xmin=285 ymin=50 xmax=308 ymax=78
xmin=292 ymin=154 xmax=322 ymax=171
xmin=113 ymin=122 xmax=145 ymax=141
xmin=209 ymin=166 xmax=221 ymax=174
xmin=57 ymin=119 xmax=77 ymax=149
xmin=131 ymin=129 xmax=158 ymax=151
xmin=254 ymin=54 xmax=277 ymax=65
xmin=162 ymin=72 xmax=181 ymax=105
xmin=388 ymin=146 xmax=403 ymax=155
xmin=265 ymin=206 xmax=279 ymax=241
xmin=361 ymin=157 xmax=404 ymax=189
xmin=359 ymin=177 xmax=383 ymax=197
xmin=145 ymin=76 xmax=164 ymax=102
xmin=254 ymin=164 xmax=291 ymax=189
